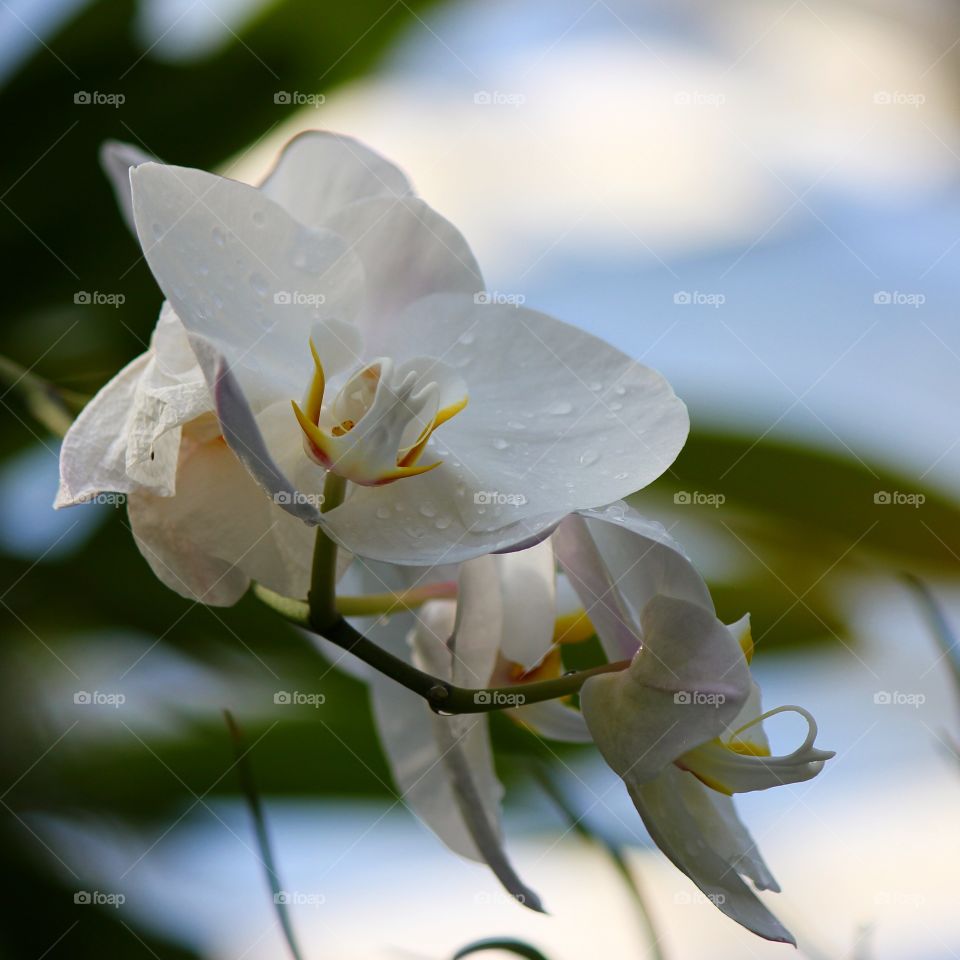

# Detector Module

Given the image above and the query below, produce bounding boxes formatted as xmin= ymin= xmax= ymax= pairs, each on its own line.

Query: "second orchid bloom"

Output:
xmin=366 ymin=503 xmax=832 ymax=943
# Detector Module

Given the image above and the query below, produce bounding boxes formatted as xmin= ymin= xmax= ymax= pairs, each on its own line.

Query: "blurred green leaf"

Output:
xmin=452 ymin=939 xmax=553 ymax=960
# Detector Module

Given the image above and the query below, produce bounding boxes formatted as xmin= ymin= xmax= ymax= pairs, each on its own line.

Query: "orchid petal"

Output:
xmin=495 ymin=539 xmax=557 ymax=669
xmin=678 ymin=777 xmax=780 ymax=892
xmin=324 ymin=196 xmax=482 ymax=351
xmin=324 ymin=294 xmax=688 ymax=564
xmin=371 ymin=601 xmax=541 ymax=908
xmin=680 ymin=706 xmax=835 ymax=795
xmin=130 ymin=161 xmax=365 ymax=404
xmin=580 ymin=595 xmax=751 ymax=783
xmin=127 ymin=417 xmax=315 ymax=605
xmin=56 ymin=352 xmax=151 ymax=507
xmin=553 ymin=505 xmax=713 ymax=661
xmin=100 ymin=140 xmax=154 ymax=235
xmin=628 ymin=766 xmax=795 ymax=944
xmin=258 ymin=130 xmax=412 ymax=228
xmin=511 ymin=700 xmax=592 ymax=743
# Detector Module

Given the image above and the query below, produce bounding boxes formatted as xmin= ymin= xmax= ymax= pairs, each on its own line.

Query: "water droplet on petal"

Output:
xmin=614 ymin=471 xmax=629 ymax=480
xmin=211 ymin=227 xmax=226 ymax=246
xmin=579 ymin=449 xmax=600 ymax=467
xmin=492 ymin=438 xmax=509 ymax=450
xmin=458 ymin=331 xmax=475 ymax=345
xmin=419 ymin=503 xmax=437 ymax=518
xmin=375 ymin=505 xmax=390 ymax=520
xmin=507 ymin=420 xmax=526 ymax=431
xmin=435 ymin=516 xmax=452 ymax=530
xmin=546 ymin=400 xmax=573 ymax=416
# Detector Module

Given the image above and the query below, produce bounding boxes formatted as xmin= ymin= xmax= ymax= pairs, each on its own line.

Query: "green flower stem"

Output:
xmin=253 ymin=581 xmax=627 ymax=714
xmin=335 ymin=582 xmax=458 ymax=616
xmin=306 ymin=473 xmax=347 ymax=631
xmin=0 ymin=353 xmax=87 ymax=437
xmin=321 ymin=618 xmax=629 ymax=714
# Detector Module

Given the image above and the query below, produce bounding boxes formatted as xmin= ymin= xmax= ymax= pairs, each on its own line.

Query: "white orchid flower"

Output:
xmin=350 ymin=539 xmax=593 ymax=910
xmin=553 ymin=504 xmax=834 ymax=944
xmin=57 ymin=130 xmax=689 ymax=577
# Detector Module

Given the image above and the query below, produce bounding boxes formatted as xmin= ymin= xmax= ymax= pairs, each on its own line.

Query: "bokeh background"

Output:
xmin=2 ymin=0 xmax=960 ymax=957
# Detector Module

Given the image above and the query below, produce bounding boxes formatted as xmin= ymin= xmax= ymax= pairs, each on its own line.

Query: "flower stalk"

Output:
xmin=253 ymin=581 xmax=628 ymax=714
xmin=307 ymin=472 xmax=347 ymax=632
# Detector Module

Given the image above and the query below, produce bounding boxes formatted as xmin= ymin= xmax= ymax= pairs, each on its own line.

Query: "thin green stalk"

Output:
xmin=224 ymin=711 xmax=307 ymax=960
xmin=307 ymin=473 xmax=346 ymax=631
xmin=533 ymin=763 xmax=665 ymax=960
xmin=252 ymin=593 xmax=628 ymax=714
xmin=0 ymin=353 xmax=87 ymax=437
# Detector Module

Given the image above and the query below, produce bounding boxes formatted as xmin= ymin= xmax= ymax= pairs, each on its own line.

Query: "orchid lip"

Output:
xmin=291 ymin=339 xmax=468 ymax=487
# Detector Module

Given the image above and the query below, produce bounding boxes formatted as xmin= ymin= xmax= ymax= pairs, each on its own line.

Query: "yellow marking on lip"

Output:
xmin=687 ymin=769 xmax=734 ymax=796
xmin=398 ymin=394 xmax=469 ymax=469
xmin=374 ymin=460 xmax=443 ymax=485
xmin=434 ymin=395 xmax=468 ymax=429
xmin=726 ymin=739 xmax=771 ymax=758
xmin=553 ymin=609 xmax=596 ymax=645
xmin=292 ymin=400 xmax=334 ymax=466
xmin=304 ymin=339 xmax=326 ymax=424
